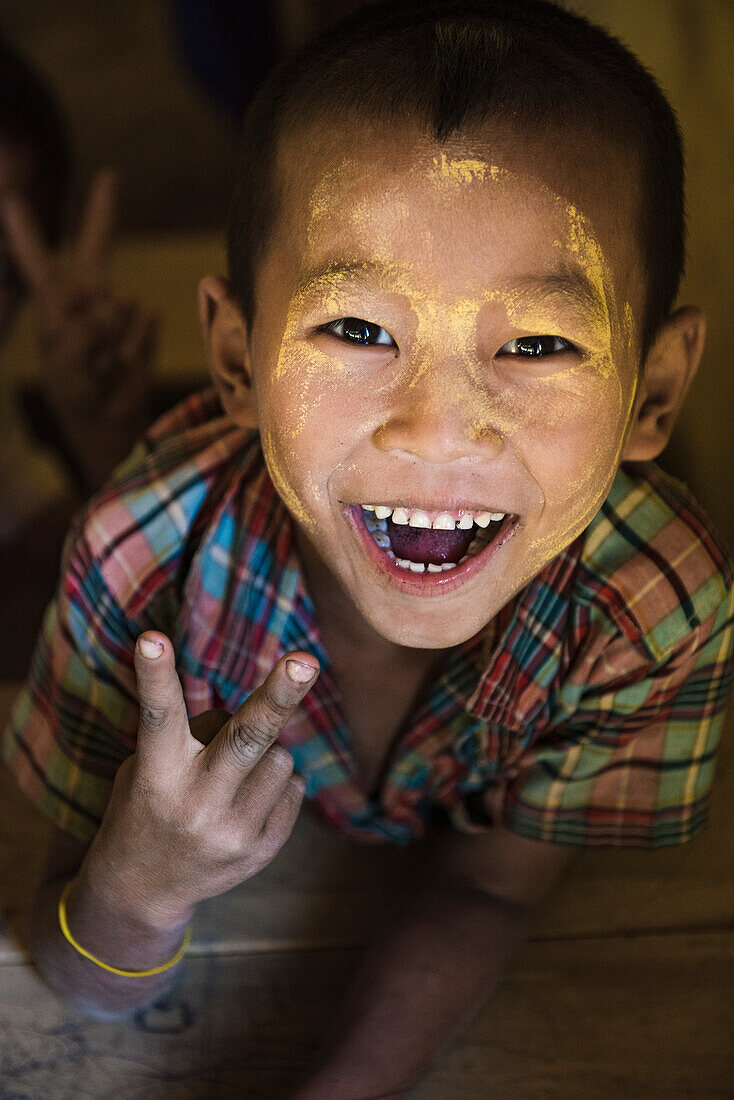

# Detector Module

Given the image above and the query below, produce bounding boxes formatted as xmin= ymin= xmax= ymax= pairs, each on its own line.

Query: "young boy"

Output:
xmin=4 ymin=0 xmax=733 ymax=1095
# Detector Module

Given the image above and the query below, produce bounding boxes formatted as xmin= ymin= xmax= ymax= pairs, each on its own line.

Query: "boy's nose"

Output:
xmin=373 ymin=388 xmax=504 ymax=465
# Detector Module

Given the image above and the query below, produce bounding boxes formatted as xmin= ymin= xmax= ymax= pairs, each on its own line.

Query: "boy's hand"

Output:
xmin=0 ymin=170 xmax=155 ymax=490
xmin=81 ymin=631 xmax=318 ymax=930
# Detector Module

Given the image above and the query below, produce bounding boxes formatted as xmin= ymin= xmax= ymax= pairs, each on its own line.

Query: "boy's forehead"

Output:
xmin=272 ymin=122 xmax=643 ymax=317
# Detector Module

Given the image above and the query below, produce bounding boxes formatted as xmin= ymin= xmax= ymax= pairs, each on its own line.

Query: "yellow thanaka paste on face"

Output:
xmin=257 ymin=138 xmax=642 ymax=636
xmin=623 ymin=300 xmax=637 ymax=361
xmin=428 ymin=153 xmax=503 ymax=186
xmin=260 ymin=425 xmax=316 ymax=531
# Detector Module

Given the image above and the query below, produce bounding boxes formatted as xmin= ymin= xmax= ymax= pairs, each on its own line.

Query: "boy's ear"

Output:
xmin=198 ymin=275 xmax=258 ymax=429
xmin=622 ymin=305 xmax=706 ymax=462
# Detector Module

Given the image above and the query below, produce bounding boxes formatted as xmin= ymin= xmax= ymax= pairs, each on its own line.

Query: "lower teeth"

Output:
xmin=395 ymin=558 xmax=456 ymax=572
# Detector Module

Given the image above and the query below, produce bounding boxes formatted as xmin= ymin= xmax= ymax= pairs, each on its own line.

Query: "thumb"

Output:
xmin=133 ymin=631 xmax=190 ymax=757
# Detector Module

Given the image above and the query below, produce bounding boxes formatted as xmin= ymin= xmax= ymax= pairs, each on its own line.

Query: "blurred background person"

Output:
xmin=0 ymin=35 xmax=155 ymax=674
xmin=0 ymin=2 xmax=362 ymax=677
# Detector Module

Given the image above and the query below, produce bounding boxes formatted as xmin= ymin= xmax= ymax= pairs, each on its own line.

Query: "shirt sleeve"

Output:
xmin=2 ymin=507 xmax=152 ymax=846
xmin=497 ymin=583 xmax=734 ymax=848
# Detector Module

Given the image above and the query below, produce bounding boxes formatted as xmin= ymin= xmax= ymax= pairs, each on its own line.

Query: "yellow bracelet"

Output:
xmin=58 ymin=878 xmax=192 ymax=978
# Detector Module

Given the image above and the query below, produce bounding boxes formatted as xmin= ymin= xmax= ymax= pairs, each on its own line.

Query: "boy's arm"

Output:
xmin=294 ymin=819 xmax=574 ymax=1099
xmin=29 ymin=825 xmax=187 ymax=1018
xmin=26 ymin=633 xmax=319 ymax=1019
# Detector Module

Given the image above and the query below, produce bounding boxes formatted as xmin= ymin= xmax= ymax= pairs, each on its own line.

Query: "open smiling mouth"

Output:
xmin=347 ymin=503 xmax=519 ymax=590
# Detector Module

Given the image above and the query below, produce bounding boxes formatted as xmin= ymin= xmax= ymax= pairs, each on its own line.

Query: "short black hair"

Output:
xmin=228 ymin=0 xmax=685 ymax=362
xmin=0 ymin=33 xmax=69 ymax=245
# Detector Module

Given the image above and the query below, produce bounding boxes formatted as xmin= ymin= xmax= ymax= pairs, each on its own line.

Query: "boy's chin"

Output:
xmin=356 ymin=604 xmax=492 ymax=652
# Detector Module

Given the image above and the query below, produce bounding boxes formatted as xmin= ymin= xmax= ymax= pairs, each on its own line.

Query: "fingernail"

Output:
xmin=138 ymin=637 xmax=163 ymax=660
xmin=286 ymin=659 xmax=317 ymax=684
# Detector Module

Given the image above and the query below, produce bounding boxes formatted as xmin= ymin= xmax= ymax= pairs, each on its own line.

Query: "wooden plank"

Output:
xmin=2 ymin=684 xmax=734 ymax=962
xmin=423 ymin=930 xmax=734 ymax=1100
xmin=0 ymin=931 xmax=732 ymax=1098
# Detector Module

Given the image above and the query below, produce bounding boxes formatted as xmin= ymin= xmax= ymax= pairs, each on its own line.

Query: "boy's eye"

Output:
xmin=323 ymin=317 xmax=395 ymax=346
xmin=497 ymin=335 xmax=575 ymax=357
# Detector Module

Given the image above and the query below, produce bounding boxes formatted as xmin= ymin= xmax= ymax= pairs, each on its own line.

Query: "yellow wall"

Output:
xmin=567 ymin=0 xmax=734 ymax=545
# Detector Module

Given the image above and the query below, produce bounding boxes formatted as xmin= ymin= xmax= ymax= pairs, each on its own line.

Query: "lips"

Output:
xmin=345 ymin=503 xmax=519 ymax=596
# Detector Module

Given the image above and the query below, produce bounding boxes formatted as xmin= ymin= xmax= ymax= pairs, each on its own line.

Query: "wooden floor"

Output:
xmin=1 ymin=683 xmax=733 ymax=1098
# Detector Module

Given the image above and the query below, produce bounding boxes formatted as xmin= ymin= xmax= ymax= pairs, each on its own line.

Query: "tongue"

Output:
xmin=386 ymin=516 xmax=475 ymax=565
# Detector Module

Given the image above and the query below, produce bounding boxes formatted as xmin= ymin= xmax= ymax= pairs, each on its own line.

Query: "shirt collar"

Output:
xmin=177 ymin=433 xmax=318 ymax=696
xmin=463 ymin=535 xmax=584 ymax=722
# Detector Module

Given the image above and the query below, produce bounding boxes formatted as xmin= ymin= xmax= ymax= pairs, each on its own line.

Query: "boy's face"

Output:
xmin=225 ymin=123 xmax=645 ymax=650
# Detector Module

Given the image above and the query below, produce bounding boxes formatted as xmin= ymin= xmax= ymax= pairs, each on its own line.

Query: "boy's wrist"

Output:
xmin=75 ymin=849 xmax=195 ymax=938
xmin=60 ymin=868 xmax=193 ymax=978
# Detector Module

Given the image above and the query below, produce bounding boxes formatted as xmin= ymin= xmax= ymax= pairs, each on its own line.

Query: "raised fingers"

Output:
xmin=232 ymin=742 xmax=297 ymax=824
xmin=76 ymin=168 xmax=117 ymax=291
xmin=257 ymin=773 xmax=306 ymax=857
xmin=200 ymin=653 xmax=318 ymax=788
xmin=0 ymin=192 xmax=57 ymax=301
xmin=133 ymin=632 xmax=193 ymax=768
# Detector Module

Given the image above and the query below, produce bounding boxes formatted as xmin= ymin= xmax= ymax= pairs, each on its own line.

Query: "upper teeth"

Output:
xmin=361 ymin=505 xmax=506 ymax=529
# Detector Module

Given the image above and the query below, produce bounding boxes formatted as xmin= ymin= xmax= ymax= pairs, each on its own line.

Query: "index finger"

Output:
xmin=0 ymin=192 xmax=56 ymax=297
xmin=133 ymin=631 xmax=192 ymax=767
xmin=76 ymin=168 xmax=118 ymax=288
xmin=201 ymin=653 xmax=319 ymax=783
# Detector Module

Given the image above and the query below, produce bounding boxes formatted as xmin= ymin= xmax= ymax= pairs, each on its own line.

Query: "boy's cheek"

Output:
xmin=509 ymin=363 xmax=628 ymax=525
xmin=256 ymin=379 xmax=353 ymax=529
xmin=267 ymin=339 xmax=357 ymax=429
xmin=520 ymin=406 xmax=627 ymax=568
xmin=260 ymin=426 xmax=319 ymax=533
xmin=504 ymin=383 xmax=619 ymax=485
xmin=528 ymin=397 xmax=622 ymax=496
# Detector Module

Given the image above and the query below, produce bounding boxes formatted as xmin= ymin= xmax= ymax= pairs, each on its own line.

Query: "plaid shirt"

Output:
xmin=4 ymin=389 xmax=733 ymax=848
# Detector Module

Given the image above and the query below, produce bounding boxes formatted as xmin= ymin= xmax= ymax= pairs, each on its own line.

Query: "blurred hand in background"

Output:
xmin=1 ymin=169 xmax=155 ymax=496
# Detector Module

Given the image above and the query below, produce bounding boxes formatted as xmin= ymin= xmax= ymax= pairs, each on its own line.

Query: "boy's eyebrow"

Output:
xmin=295 ymin=259 xmax=609 ymax=323
xmin=294 ymin=259 xmax=398 ymax=298
xmin=506 ymin=266 xmax=609 ymax=325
